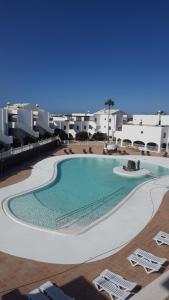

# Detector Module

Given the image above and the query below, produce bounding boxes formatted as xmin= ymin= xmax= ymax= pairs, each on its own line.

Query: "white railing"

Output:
xmin=0 ymin=136 xmax=59 ymax=160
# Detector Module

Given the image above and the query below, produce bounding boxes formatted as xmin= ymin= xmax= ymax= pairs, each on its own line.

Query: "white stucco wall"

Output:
xmin=0 ymin=108 xmax=8 ymax=134
xmin=17 ymin=109 xmax=33 ymax=129
xmin=94 ymin=114 xmax=117 ymax=136
xmin=115 ymin=124 xmax=169 ymax=151
xmin=37 ymin=111 xmax=54 ymax=134
xmin=0 ymin=108 xmax=13 ymax=144
xmin=161 ymin=115 xmax=169 ymax=126
xmin=133 ymin=115 xmax=160 ymax=126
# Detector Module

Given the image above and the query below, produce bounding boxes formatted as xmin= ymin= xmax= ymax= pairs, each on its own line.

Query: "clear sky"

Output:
xmin=0 ymin=0 xmax=169 ymax=114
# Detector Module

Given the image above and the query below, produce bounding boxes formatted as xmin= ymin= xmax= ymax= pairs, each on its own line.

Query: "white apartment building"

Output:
xmin=115 ymin=114 xmax=169 ymax=152
xmin=94 ymin=109 xmax=125 ymax=138
xmin=51 ymin=115 xmax=76 ymax=138
xmin=132 ymin=114 xmax=161 ymax=126
xmin=0 ymin=108 xmax=13 ymax=147
xmin=72 ymin=113 xmax=96 ymax=137
xmin=51 ymin=109 xmax=125 ymax=139
xmin=52 ymin=113 xmax=96 ymax=138
xmin=2 ymin=103 xmax=54 ymax=145
xmin=161 ymin=115 xmax=169 ymax=126
xmin=1 ymin=102 xmax=169 ymax=153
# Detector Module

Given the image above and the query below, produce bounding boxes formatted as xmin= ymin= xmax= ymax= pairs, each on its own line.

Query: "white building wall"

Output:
xmin=94 ymin=114 xmax=117 ymax=136
xmin=133 ymin=115 xmax=160 ymax=125
xmin=115 ymin=124 xmax=167 ymax=152
xmin=37 ymin=111 xmax=54 ymax=134
xmin=161 ymin=115 xmax=169 ymax=126
xmin=0 ymin=108 xmax=7 ymax=135
xmin=94 ymin=110 xmax=125 ymax=138
xmin=17 ymin=109 xmax=33 ymax=129
xmin=11 ymin=109 xmax=39 ymax=138
xmin=116 ymin=111 xmax=124 ymax=129
xmin=0 ymin=108 xmax=13 ymax=145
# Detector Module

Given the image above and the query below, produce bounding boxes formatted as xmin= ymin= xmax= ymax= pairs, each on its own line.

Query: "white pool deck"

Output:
xmin=1 ymin=154 xmax=169 ymax=264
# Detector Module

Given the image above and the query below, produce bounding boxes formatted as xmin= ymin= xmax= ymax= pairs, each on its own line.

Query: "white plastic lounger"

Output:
xmin=134 ymin=248 xmax=167 ymax=265
xmin=27 ymin=288 xmax=49 ymax=300
xmin=101 ymin=269 xmax=137 ymax=291
xmin=159 ymin=231 xmax=169 ymax=239
xmin=40 ymin=281 xmax=74 ymax=300
xmin=128 ymin=254 xmax=162 ymax=274
xmin=93 ymin=275 xmax=130 ymax=300
xmin=154 ymin=231 xmax=169 ymax=246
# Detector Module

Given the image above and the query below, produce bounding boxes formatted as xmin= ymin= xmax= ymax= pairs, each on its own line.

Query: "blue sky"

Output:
xmin=0 ymin=0 xmax=169 ymax=114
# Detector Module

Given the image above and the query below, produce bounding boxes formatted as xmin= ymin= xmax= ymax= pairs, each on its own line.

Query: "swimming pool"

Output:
xmin=7 ymin=157 xmax=169 ymax=233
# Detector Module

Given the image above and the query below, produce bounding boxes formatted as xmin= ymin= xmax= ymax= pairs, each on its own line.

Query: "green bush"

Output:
xmin=54 ymin=128 xmax=68 ymax=140
xmin=76 ymin=131 xmax=89 ymax=141
xmin=92 ymin=132 xmax=107 ymax=141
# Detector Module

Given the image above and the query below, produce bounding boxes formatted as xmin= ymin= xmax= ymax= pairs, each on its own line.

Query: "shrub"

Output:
xmin=92 ymin=132 xmax=107 ymax=141
xmin=54 ymin=128 xmax=68 ymax=140
xmin=76 ymin=131 xmax=89 ymax=141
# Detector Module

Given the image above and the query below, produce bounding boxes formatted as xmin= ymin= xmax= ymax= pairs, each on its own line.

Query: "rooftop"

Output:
xmin=94 ymin=109 xmax=122 ymax=115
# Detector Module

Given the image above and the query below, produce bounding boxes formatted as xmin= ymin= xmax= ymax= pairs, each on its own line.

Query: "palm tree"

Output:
xmin=104 ymin=98 xmax=115 ymax=141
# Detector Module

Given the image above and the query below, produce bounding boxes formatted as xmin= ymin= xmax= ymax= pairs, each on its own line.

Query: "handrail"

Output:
xmin=0 ymin=136 xmax=59 ymax=160
xmin=53 ymin=187 xmax=126 ymax=230
xmin=31 ymin=187 xmax=127 ymax=232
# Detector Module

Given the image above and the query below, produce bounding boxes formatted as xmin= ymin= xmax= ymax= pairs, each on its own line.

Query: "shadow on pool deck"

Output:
xmin=1 ymin=277 xmax=108 ymax=300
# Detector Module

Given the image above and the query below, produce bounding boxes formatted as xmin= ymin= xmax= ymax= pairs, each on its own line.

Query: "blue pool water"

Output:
xmin=8 ymin=157 xmax=169 ymax=231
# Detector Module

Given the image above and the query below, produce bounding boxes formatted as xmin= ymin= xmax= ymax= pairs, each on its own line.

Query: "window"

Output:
xmin=77 ymin=126 xmax=79 ymax=130
xmin=69 ymin=124 xmax=74 ymax=129
xmin=141 ymin=131 xmax=143 ymax=134
xmin=89 ymin=125 xmax=92 ymax=129
xmin=105 ymin=118 xmax=106 ymax=120
xmin=84 ymin=116 xmax=89 ymax=121
xmin=76 ymin=117 xmax=81 ymax=121
xmin=95 ymin=118 xmax=97 ymax=122
xmin=109 ymin=126 xmax=111 ymax=130
xmin=64 ymin=126 xmax=66 ymax=130
xmin=109 ymin=118 xmax=111 ymax=122
xmin=163 ymin=132 xmax=166 ymax=138
xmin=84 ymin=125 xmax=86 ymax=130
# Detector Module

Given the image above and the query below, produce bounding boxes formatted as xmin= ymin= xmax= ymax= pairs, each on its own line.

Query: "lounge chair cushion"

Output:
xmin=101 ymin=269 xmax=137 ymax=291
xmin=27 ymin=288 xmax=48 ymax=300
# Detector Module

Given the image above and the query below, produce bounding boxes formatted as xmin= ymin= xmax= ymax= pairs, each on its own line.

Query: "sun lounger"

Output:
xmin=153 ymin=231 xmax=169 ymax=246
xmin=158 ymin=231 xmax=169 ymax=239
xmin=69 ymin=148 xmax=74 ymax=154
xmin=93 ymin=275 xmax=130 ymax=300
xmin=27 ymin=288 xmax=48 ymax=300
xmin=134 ymin=248 xmax=167 ymax=265
xmin=83 ymin=148 xmax=88 ymax=154
xmin=64 ymin=149 xmax=69 ymax=154
xmin=89 ymin=147 xmax=93 ymax=153
xmin=40 ymin=281 xmax=74 ymax=300
xmin=128 ymin=254 xmax=162 ymax=274
xmin=101 ymin=269 xmax=137 ymax=291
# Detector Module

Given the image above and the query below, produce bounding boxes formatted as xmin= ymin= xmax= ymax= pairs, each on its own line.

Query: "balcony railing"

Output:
xmin=0 ymin=136 xmax=59 ymax=160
